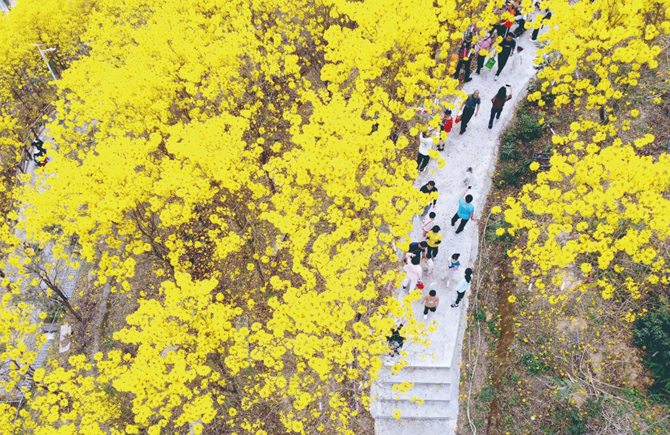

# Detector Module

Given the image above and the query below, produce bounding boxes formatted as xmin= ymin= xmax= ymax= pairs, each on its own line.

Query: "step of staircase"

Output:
xmin=375 ymin=382 xmax=450 ymax=402
xmin=375 ymin=418 xmax=455 ymax=435
xmin=372 ymin=399 xmax=450 ymax=419
xmin=377 ymin=366 xmax=451 ymax=385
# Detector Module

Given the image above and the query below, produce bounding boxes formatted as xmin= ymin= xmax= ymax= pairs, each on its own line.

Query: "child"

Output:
xmin=420 ymin=290 xmax=440 ymax=320
xmin=451 ymin=268 xmax=473 ymax=308
xmin=422 ymin=211 xmax=436 ymax=237
xmin=441 ymin=253 xmax=461 ymax=282
xmin=424 ymin=258 xmax=435 ymax=276
xmin=438 ymin=110 xmax=453 ymax=151
xmin=426 ymin=225 xmax=442 ymax=260
xmin=510 ymin=46 xmax=524 ymax=71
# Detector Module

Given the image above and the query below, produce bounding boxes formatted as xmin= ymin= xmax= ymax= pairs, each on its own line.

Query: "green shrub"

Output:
xmin=540 ymin=399 xmax=602 ymax=435
xmin=520 ymin=352 xmax=550 ymax=375
xmin=495 ymin=158 xmax=533 ymax=189
xmin=515 ymin=107 xmax=544 ymax=142
xmin=499 ymin=135 xmax=522 ymax=161
xmin=633 ymin=304 xmax=670 ymax=400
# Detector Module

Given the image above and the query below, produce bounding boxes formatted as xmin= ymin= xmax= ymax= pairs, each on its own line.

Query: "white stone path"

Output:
xmin=371 ymin=30 xmax=543 ymax=434
xmin=6 ymin=116 xmax=85 ymax=399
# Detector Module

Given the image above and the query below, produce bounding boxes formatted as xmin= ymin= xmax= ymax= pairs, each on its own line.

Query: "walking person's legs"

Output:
xmin=488 ymin=107 xmax=502 ymax=129
xmin=455 ymin=217 xmax=469 ymax=234
xmin=426 ymin=246 xmax=438 ymax=259
xmin=452 ymin=291 xmax=466 ymax=307
xmin=495 ymin=54 xmax=509 ymax=77
xmin=417 ymin=153 xmax=429 ymax=172
xmin=451 ymin=212 xmax=460 ymax=227
xmin=476 ymin=54 xmax=485 ymax=74
xmin=442 ymin=268 xmax=455 ymax=282
xmin=402 ymin=278 xmax=417 ymax=292
xmin=463 ymin=59 xmax=472 ymax=82
xmin=423 ymin=306 xmax=436 ymax=319
xmin=488 ymin=107 xmax=496 ymax=129
xmin=421 ymin=203 xmax=432 ymax=218
xmin=453 ymin=60 xmax=463 ymax=79
xmin=532 ymin=27 xmax=540 ymax=40
xmin=459 ymin=107 xmax=474 ymax=134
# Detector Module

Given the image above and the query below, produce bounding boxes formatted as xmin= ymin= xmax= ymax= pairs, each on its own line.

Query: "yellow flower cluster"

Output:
xmin=531 ymin=0 xmax=668 ymax=111
xmin=502 ymin=123 xmax=670 ymax=303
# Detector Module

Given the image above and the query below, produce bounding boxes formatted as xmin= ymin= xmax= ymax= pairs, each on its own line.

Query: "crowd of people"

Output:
xmin=389 ymin=0 xmax=553 ymax=356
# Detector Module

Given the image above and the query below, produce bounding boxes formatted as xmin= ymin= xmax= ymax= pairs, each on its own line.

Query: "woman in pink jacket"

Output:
xmin=475 ymin=33 xmax=494 ymax=75
xmin=401 ymin=254 xmax=423 ymax=292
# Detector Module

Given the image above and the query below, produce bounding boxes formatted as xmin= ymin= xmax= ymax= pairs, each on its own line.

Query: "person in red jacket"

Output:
xmin=438 ymin=109 xmax=453 ymax=151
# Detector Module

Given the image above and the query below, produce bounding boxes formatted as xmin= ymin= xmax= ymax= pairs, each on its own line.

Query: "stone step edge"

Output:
xmin=375 ymin=398 xmax=451 ymax=403
xmin=374 ymin=416 xmax=451 ymax=421
xmin=379 ymin=380 xmax=451 ymax=386
xmin=382 ymin=362 xmax=452 ymax=369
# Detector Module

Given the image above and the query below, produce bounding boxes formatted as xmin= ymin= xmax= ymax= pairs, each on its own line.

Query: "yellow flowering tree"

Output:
xmin=529 ymin=0 xmax=670 ymax=112
xmin=0 ymin=0 xmax=516 ymax=432
xmin=502 ymin=125 xmax=669 ymax=303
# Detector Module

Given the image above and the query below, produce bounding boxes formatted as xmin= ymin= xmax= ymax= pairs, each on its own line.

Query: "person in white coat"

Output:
xmin=451 ymin=268 xmax=473 ymax=308
xmin=401 ymin=253 xmax=423 ymax=292
xmin=417 ymin=130 xmax=435 ymax=173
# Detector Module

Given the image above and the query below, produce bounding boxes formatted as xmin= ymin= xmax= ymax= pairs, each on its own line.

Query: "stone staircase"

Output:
xmin=370 ymin=275 xmax=466 ymax=435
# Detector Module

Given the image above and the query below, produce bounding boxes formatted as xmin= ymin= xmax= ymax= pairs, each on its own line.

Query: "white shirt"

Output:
xmin=455 ymin=277 xmax=472 ymax=293
xmin=419 ymin=136 xmax=434 ymax=155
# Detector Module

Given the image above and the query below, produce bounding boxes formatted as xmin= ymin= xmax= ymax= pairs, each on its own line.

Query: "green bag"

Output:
xmin=485 ymin=57 xmax=496 ymax=69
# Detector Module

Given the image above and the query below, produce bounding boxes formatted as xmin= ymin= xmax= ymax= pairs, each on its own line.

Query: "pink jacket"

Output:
xmin=477 ymin=37 xmax=493 ymax=52
xmin=404 ymin=261 xmax=423 ymax=282
xmin=422 ymin=217 xmax=435 ymax=235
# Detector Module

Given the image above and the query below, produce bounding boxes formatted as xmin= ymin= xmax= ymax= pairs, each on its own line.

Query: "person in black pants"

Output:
xmin=489 ymin=86 xmax=513 ymax=129
xmin=451 ymin=187 xmax=476 ymax=234
xmin=458 ymin=91 xmax=481 ymax=135
xmin=453 ymin=35 xmax=474 ymax=83
xmin=387 ymin=323 xmax=405 ymax=356
xmin=32 ymin=138 xmax=47 ymax=166
xmin=419 ymin=181 xmax=438 ymax=218
xmin=495 ymin=34 xmax=516 ymax=80
xmin=532 ymin=10 xmax=552 ymax=40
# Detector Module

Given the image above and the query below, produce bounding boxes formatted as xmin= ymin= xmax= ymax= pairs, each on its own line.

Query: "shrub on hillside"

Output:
xmin=633 ymin=304 xmax=670 ymax=400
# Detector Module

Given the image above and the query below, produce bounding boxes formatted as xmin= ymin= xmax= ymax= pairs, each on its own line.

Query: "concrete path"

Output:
xmin=371 ymin=29 xmax=542 ymax=434
xmin=4 ymin=117 xmax=85 ymax=398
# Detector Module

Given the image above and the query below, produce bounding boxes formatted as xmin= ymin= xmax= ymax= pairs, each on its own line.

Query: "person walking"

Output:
xmin=425 ymin=225 xmax=442 ymax=260
xmin=403 ymin=240 xmax=428 ymax=262
xmin=420 ymin=290 xmax=440 ymax=320
xmin=453 ymin=34 xmax=474 ymax=83
xmin=488 ymin=85 xmax=513 ymax=129
xmin=422 ymin=211 xmax=436 ymax=237
xmin=532 ymin=8 xmax=552 ymax=41
xmin=387 ymin=322 xmax=405 ymax=356
xmin=451 ymin=268 xmax=473 ymax=308
xmin=441 ymin=253 xmax=461 ymax=283
xmin=451 ymin=187 xmax=476 ymax=234
xmin=417 ymin=130 xmax=434 ymax=173
xmin=438 ymin=109 xmax=453 ymax=151
xmin=401 ymin=253 xmax=423 ymax=292
xmin=475 ymin=33 xmax=494 ymax=75
xmin=494 ymin=33 xmax=516 ymax=81
xmin=458 ymin=91 xmax=481 ymax=135
xmin=510 ymin=46 xmax=524 ymax=71
xmin=419 ymin=181 xmax=438 ymax=218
